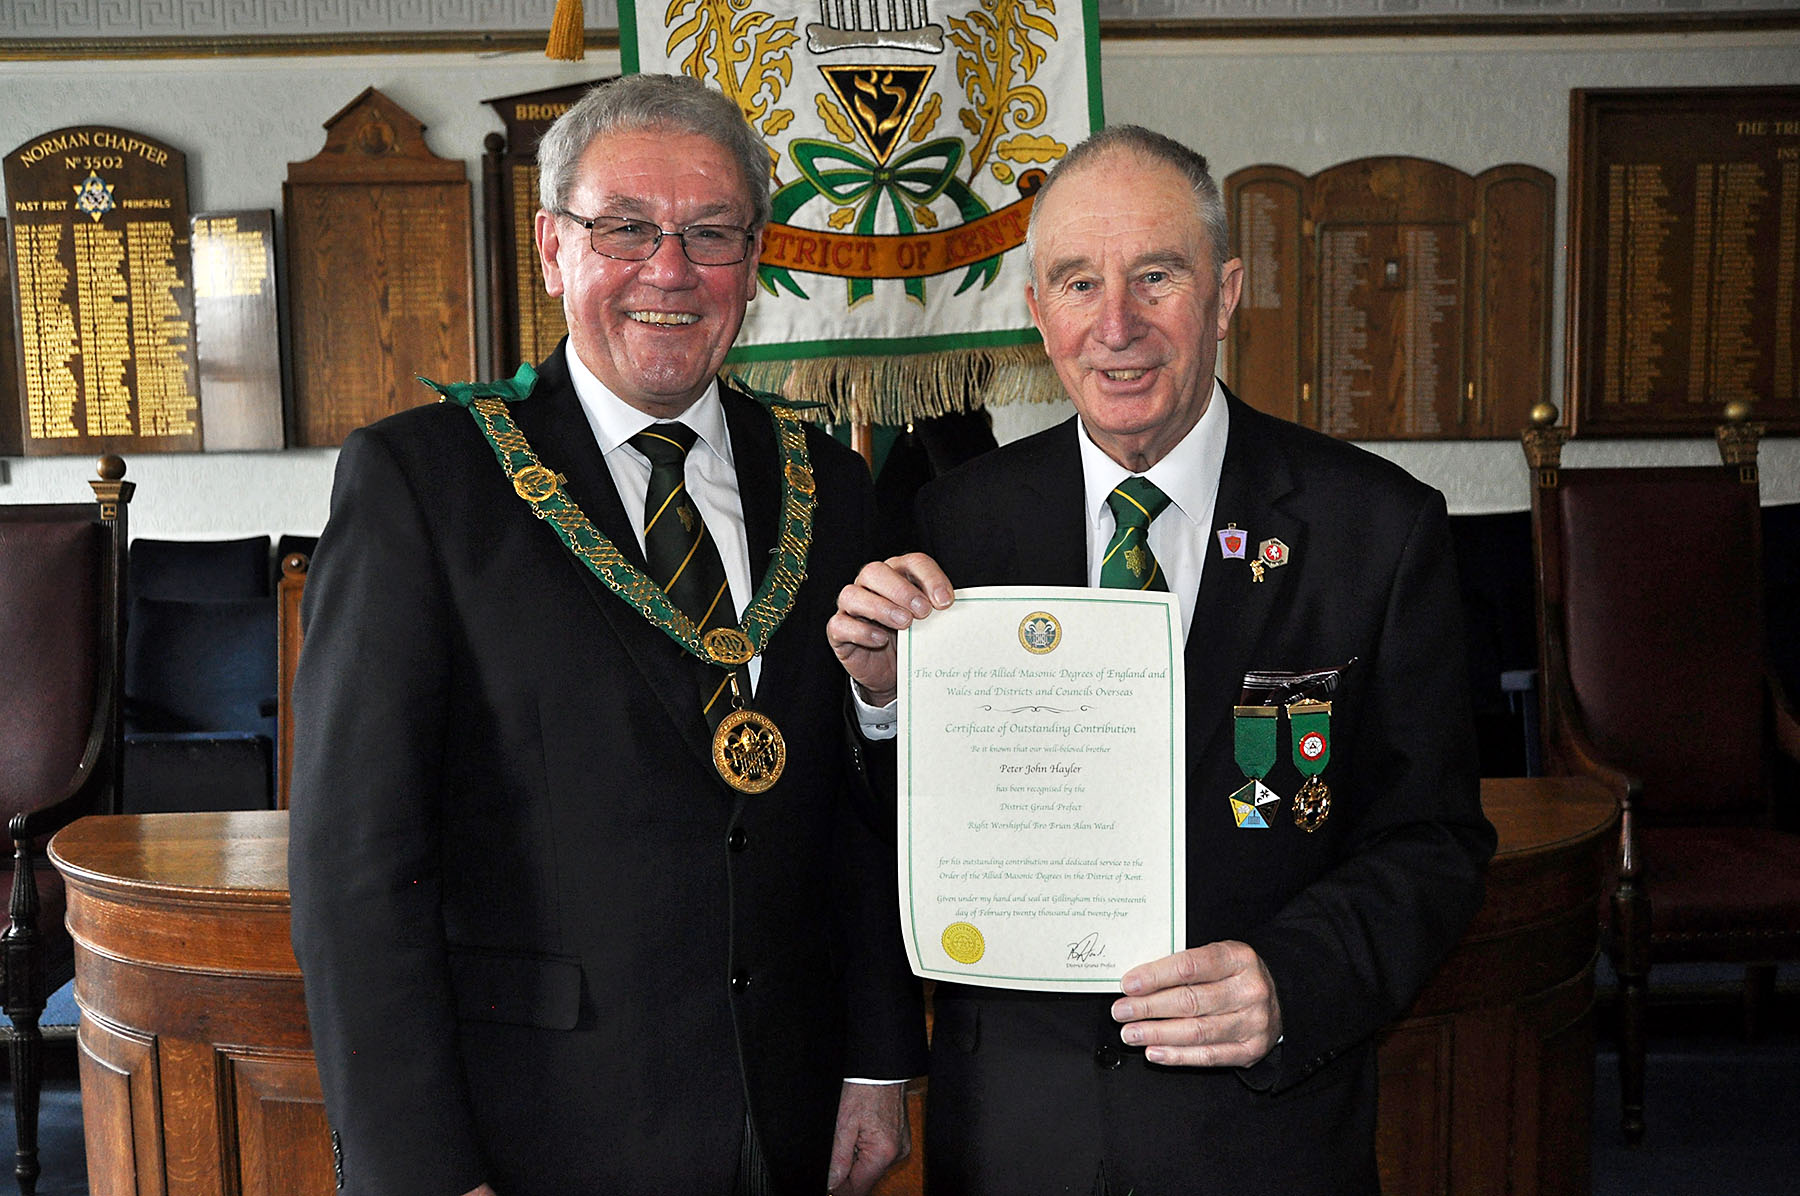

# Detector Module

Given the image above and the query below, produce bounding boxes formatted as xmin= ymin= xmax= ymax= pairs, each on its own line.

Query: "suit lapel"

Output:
xmin=1184 ymin=392 xmax=1302 ymax=772
xmin=995 ymin=419 xmax=1086 ymax=586
xmin=722 ymin=382 xmax=778 ymax=581
xmin=508 ymin=352 xmax=715 ymax=767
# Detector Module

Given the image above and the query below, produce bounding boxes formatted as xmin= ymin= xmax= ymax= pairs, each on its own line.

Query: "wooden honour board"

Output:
xmin=481 ymin=80 xmax=615 ymax=373
xmin=1225 ymin=156 xmax=1553 ymax=441
xmin=283 ymin=88 xmax=475 ymax=447
xmin=1568 ymin=86 xmax=1800 ymax=436
xmin=3 ymin=126 xmax=203 ymax=455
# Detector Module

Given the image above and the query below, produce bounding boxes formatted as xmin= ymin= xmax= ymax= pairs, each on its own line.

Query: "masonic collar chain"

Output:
xmin=425 ymin=364 xmax=816 ymax=795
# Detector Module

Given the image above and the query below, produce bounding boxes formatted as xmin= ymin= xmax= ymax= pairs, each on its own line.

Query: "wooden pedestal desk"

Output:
xmin=50 ymin=811 xmax=331 ymax=1196
xmin=52 ymin=779 xmax=1615 ymax=1196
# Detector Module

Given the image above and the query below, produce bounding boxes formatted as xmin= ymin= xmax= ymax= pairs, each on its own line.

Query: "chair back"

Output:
xmin=0 ymin=517 xmax=105 ymax=820
xmin=129 ymin=535 xmax=271 ymax=600
xmin=1529 ymin=416 xmax=1771 ymax=825
xmin=276 ymin=551 xmax=310 ymax=809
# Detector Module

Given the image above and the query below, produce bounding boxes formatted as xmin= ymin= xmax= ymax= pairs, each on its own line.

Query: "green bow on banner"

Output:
xmin=760 ymin=137 xmax=1004 ymax=304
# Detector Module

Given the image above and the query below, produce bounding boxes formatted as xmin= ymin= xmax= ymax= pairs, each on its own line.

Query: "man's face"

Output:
xmin=536 ymin=128 xmax=762 ymax=419
xmin=1026 ymin=151 xmax=1244 ymax=471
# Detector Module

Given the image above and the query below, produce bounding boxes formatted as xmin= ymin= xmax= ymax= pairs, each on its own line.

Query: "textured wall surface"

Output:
xmin=2 ymin=1 xmax=1788 ymax=39
xmin=1 ymin=32 xmax=1796 ymax=537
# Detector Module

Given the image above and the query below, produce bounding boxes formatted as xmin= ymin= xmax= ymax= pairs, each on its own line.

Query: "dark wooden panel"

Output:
xmin=77 ymin=1016 xmax=165 ymax=1196
xmin=481 ymin=81 xmax=613 ymax=371
xmin=1227 ymin=166 xmax=1306 ymax=424
xmin=1475 ymin=168 xmax=1556 ymax=438
xmin=1224 ymin=156 xmax=1554 ymax=441
xmin=1374 ymin=1018 xmax=1453 ymax=1195
xmin=1568 ymin=86 xmax=1800 ymax=436
xmin=228 ymin=1051 xmax=335 ymax=1196
xmin=283 ymin=88 xmax=475 ymax=446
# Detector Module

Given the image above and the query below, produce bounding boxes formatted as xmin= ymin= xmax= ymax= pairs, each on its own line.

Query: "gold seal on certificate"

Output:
xmin=941 ymin=922 xmax=986 ymax=965
xmin=896 ymin=586 xmax=1186 ymax=992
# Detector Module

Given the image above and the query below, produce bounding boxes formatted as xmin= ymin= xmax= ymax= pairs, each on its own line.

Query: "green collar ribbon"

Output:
xmin=421 ymin=364 xmax=817 ymax=670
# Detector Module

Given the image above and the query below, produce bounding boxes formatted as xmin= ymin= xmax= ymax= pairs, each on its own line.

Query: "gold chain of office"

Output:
xmin=440 ymin=374 xmax=816 ymax=671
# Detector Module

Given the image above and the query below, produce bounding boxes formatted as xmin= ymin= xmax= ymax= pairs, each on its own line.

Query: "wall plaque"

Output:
xmin=192 ymin=210 xmax=284 ymax=451
xmin=3 ymin=126 xmax=202 ymax=456
xmin=481 ymin=81 xmax=613 ymax=373
xmin=1568 ymin=86 xmax=1800 ymax=436
xmin=283 ymin=88 xmax=476 ymax=447
xmin=1225 ymin=156 xmax=1553 ymax=441
xmin=0 ymin=219 xmax=17 ymax=454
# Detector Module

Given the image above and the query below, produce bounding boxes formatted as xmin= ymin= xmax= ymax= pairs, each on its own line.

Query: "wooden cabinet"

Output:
xmin=51 ymin=812 xmax=334 ymax=1196
xmin=1375 ymin=776 xmax=1617 ymax=1196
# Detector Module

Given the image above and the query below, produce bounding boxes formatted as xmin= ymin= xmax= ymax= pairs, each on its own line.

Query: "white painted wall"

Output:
xmin=2 ymin=32 xmax=1797 ymax=538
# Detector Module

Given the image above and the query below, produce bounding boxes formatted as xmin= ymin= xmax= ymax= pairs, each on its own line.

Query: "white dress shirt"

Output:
xmin=564 ymin=344 xmax=760 ymax=692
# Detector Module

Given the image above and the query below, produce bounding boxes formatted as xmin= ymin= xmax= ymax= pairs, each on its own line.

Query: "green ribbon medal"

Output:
xmin=424 ymin=364 xmax=816 ymax=794
xmin=1287 ymin=699 xmax=1333 ymax=832
xmin=1229 ymin=705 xmax=1282 ymax=829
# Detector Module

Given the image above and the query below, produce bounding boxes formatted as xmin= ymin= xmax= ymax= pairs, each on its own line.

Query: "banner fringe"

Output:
xmin=729 ymin=345 xmax=1064 ymax=425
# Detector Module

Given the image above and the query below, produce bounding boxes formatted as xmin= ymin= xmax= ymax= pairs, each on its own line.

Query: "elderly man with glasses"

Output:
xmin=289 ymin=73 xmax=926 ymax=1196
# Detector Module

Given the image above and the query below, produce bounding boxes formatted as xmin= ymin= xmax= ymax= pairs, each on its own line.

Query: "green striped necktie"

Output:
xmin=1100 ymin=475 xmax=1171 ymax=591
xmin=630 ymin=423 xmax=738 ymax=723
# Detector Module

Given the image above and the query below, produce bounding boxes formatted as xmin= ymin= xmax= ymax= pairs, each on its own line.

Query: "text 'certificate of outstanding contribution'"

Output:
xmin=897 ymin=585 xmax=1186 ymax=991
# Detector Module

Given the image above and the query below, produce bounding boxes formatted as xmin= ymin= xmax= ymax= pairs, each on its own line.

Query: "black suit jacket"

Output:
xmin=911 ymin=391 xmax=1496 ymax=1195
xmin=289 ymin=347 xmax=926 ymax=1196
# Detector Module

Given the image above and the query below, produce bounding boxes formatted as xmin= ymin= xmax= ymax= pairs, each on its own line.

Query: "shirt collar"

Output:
xmin=1078 ymin=377 xmax=1230 ymax=529
xmin=564 ymin=342 xmax=733 ymax=470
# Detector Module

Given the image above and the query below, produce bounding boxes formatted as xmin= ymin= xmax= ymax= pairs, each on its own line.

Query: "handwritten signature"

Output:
xmin=1067 ymin=932 xmax=1107 ymax=963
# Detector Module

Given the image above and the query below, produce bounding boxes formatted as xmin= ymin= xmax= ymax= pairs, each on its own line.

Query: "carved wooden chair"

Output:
xmin=1523 ymin=403 xmax=1800 ymax=1142
xmin=276 ymin=550 xmax=310 ymax=810
xmin=0 ymin=457 xmax=133 ymax=1194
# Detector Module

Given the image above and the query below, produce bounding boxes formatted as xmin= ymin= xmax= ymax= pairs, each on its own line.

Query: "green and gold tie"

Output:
xmin=630 ymin=423 xmax=738 ymax=722
xmin=1100 ymin=475 xmax=1171 ymax=591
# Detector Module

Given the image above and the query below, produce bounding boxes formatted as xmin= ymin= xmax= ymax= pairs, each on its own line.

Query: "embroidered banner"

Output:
xmin=621 ymin=0 xmax=1103 ymax=422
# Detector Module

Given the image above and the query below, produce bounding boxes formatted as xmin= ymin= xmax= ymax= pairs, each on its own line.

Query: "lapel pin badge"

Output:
xmin=1253 ymin=537 xmax=1290 ymax=583
xmin=1217 ymin=524 xmax=1248 ymax=560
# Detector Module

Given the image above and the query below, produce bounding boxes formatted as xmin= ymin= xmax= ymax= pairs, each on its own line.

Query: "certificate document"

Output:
xmin=896 ymin=585 xmax=1186 ymax=991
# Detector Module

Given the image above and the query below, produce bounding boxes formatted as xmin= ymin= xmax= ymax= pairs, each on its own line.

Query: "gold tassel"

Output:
xmin=545 ymin=0 xmax=585 ymax=61
xmin=730 ymin=345 xmax=1062 ymax=425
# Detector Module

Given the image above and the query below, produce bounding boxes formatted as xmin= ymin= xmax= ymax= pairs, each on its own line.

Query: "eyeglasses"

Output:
xmin=556 ymin=211 xmax=755 ymax=266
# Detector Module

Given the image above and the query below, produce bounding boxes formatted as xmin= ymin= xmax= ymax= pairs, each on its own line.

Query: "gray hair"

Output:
xmin=1024 ymin=125 xmax=1232 ymax=279
xmin=536 ymin=73 xmax=772 ymax=231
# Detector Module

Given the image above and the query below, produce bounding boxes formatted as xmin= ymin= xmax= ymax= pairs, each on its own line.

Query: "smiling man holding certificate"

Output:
xmin=829 ymin=126 xmax=1497 ymax=1195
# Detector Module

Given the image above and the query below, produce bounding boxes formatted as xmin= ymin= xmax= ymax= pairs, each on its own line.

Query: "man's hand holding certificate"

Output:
xmin=895 ymin=586 xmax=1186 ymax=991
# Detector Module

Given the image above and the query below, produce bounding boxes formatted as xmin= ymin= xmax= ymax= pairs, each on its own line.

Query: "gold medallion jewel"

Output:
xmin=1018 ymin=611 xmax=1061 ymax=654
xmin=785 ymin=461 xmax=816 ymax=495
xmin=712 ymin=707 xmax=787 ymax=793
xmin=512 ymin=463 xmax=559 ymax=503
xmin=941 ymin=921 xmax=985 ymax=965
xmin=1293 ymin=774 xmax=1331 ymax=832
xmin=702 ymin=627 xmax=756 ymax=667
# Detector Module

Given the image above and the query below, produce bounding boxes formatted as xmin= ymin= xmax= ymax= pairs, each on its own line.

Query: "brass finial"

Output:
xmin=1521 ymin=402 xmax=1566 ymax=484
xmin=1715 ymin=401 xmax=1764 ymax=478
